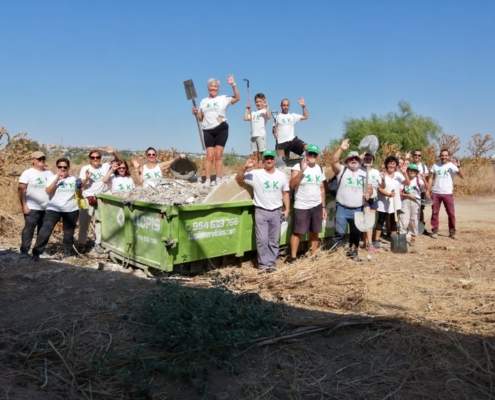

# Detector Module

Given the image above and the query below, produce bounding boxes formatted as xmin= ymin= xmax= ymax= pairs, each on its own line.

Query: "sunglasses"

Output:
xmin=90 ymin=156 xmax=101 ymax=160
xmin=263 ymin=157 xmax=275 ymax=161
xmin=36 ymin=157 xmax=46 ymax=161
xmin=413 ymin=153 xmax=422 ymax=157
xmin=307 ymin=152 xmax=318 ymax=157
xmin=57 ymin=165 xmax=68 ymax=170
xmin=117 ymin=166 xmax=127 ymax=170
xmin=147 ymin=153 xmax=157 ymax=157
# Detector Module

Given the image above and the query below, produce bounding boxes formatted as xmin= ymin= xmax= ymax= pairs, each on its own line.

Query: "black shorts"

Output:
xmin=276 ymin=136 xmax=306 ymax=156
xmin=293 ymin=204 xmax=323 ymax=235
xmin=203 ymin=121 xmax=229 ymax=148
xmin=376 ymin=211 xmax=397 ymax=232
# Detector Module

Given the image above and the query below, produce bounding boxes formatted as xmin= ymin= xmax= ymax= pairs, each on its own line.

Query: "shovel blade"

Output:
xmin=183 ymin=79 xmax=197 ymax=100
xmin=354 ymin=209 xmax=375 ymax=232
xmin=391 ymin=232 xmax=408 ymax=253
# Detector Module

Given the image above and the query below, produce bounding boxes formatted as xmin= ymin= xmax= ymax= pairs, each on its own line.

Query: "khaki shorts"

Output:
xmin=250 ymin=136 xmax=266 ymax=153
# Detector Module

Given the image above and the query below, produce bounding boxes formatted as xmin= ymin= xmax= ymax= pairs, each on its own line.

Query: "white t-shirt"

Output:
xmin=362 ymin=167 xmax=381 ymax=199
xmin=199 ymin=95 xmax=232 ymax=130
xmin=416 ymin=162 xmax=429 ymax=177
xmin=79 ymin=163 xmax=110 ymax=197
xmin=111 ymin=176 xmax=135 ymax=194
xmin=19 ymin=168 xmax=55 ymax=211
xmin=292 ymin=163 xmax=325 ymax=210
xmin=250 ymin=108 xmax=268 ymax=137
xmin=275 ymin=113 xmax=303 ymax=143
xmin=377 ymin=173 xmax=404 ymax=213
xmin=244 ymin=168 xmax=289 ymax=210
xmin=335 ymin=167 xmax=366 ymax=208
xmin=46 ymin=175 xmax=78 ymax=212
xmin=143 ymin=164 xmax=163 ymax=188
xmin=402 ymin=177 xmax=423 ymax=201
xmin=431 ymin=162 xmax=459 ymax=195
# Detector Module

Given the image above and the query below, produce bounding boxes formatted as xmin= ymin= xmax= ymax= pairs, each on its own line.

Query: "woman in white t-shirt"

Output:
xmin=132 ymin=147 xmax=176 ymax=188
xmin=32 ymin=158 xmax=79 ymax=259
xmin=192 ymin=75 xmax=240 ymax=186
xmin=373 ymin=156 xmax=407 ymax=246
xmin=103 ymin=160 xmax=136 ymax=194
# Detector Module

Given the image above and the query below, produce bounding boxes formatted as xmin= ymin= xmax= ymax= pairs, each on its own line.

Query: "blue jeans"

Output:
xmin=335 ymin=203 xmax=362 ymax=248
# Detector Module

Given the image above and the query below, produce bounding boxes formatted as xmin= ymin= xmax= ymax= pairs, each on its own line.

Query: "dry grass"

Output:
xmin=456 ymin=158 xmax=495 ymax=196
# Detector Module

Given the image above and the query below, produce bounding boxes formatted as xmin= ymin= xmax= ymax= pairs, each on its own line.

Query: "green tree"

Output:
xmin=343 ymin=101 xmax=442 ymax=154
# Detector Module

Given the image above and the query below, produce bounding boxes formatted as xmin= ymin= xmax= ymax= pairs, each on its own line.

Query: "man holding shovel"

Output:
xmin=244 ymin=93 xmax=270 ymax=164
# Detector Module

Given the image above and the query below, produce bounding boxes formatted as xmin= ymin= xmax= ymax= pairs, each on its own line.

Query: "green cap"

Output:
xmin=262 ymin=150 xmax=277 ymax=159
xmin=306 ymin=144 xmax=321 ymax=155
xmin=407 ymin=163 xmax=419 ymax=171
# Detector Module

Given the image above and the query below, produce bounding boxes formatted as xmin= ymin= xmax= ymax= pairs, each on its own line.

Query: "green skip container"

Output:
xmin=98 ymin=193 xmax=336 ymax=272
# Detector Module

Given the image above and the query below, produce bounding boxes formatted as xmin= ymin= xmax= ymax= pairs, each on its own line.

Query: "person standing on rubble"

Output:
xmin=236 ymin=150 xmax=290 ymax=272
xmin=193 ymin=75 xmax=240 ymax=186
xmin=131 ymin=147 xmax=175 ymax=188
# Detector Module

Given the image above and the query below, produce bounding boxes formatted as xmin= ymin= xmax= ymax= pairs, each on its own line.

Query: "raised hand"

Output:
xmin=131 ymin=158 xmax=141 ymax=169
xmin=192 ymin=107 xmax=198 ymax=115
xmin=298 ymin=97 xmax=306 ymax=107
xmin=227 ymin=74 xmax=236 ymax=86
xmin=244 ymin=158 xmax=256 ymax=170
xmin=340 ymin=138 xmax=350 ymax=151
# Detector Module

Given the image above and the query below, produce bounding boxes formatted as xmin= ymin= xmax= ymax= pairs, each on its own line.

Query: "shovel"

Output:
xmin=390 ymin=196 xmax=408 ymax=253
xmin=183 ymin=79 xmax=205 ymax=151
xmin=354 ymin=166 xmax=375 ymax=232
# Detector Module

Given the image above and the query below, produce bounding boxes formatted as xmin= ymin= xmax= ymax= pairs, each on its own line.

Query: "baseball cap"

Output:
xmin=262 ymin=150 xmax=277 ymax=159
xmin=31 ymin=151 xmax=46 ymax=159
xmin=407 ymin=163 xmax=419 ymax=171
xmin=306 ymin=144 xmax=320 ymax=155
xmin=345 ymin=151 xmax=361 ymax=162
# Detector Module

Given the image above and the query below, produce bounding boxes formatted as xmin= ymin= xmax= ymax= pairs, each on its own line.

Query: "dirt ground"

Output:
xmin=1 ymin=196 xmax=495 ymax=399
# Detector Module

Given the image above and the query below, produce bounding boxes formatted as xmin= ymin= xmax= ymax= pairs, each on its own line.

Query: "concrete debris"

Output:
xmin=118 ymin=178 xmax=211 ymax=205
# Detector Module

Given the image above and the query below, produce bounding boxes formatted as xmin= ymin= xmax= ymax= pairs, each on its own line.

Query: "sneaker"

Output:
xmin=430 ymin=232 xmax=438 ymax=239
xmin=258 ymin=265 xmax=275 ymax=273
xmin=210 ymin=179 xmax=217 ymax=187
xmin=32 ymin=253 xmax=40 ymax=262
xmin=449 ymin=231 xmax=456 ymax=240
xmin=285 ymin=256 xmax=297 ymax=265
xmin=203 ymin=178 xmax=211 ymax=187
xmin=19 ymin=252 xmax=31 ymax=260
xmin=94 ymin=244 xmax=105 ymax=254
xmin=372 ymin=240 xmax=381 ymax=249
xmin=347 ymin=248 xmax=359 ymax=260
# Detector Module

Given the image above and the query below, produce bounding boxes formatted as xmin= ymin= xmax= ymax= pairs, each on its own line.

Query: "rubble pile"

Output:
xmin=120 ymin=178 xmax=211 ymax=205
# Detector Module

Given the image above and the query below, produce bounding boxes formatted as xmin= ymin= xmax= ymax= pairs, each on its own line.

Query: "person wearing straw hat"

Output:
xmin=18 ymin=151 xmax=54 ymax=258
xmin=236 ymin=150 xmax=290 ymax=272
xmin=287 ymin=144 xmax=326 ymax=263
xmin=330 ymin=139 xmax=367 ymax=260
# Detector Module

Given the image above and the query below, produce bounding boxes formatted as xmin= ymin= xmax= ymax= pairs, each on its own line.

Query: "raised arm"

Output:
xmin=243 ymin=106 xmax=252 ymax=121
xmin=455 ymin=159 xmax=464 ymax=179
xmin=131 ymin=158 xmax=144 ymax=185
xmin=46 ymin=175 xmax=61 ymax=197
xmin=235 ymin=158 xmax=255 ymax=186
xmin=330 ymin=138 xmax=349 ymax=175
xmin=228 ymin=75 xmax=240 ymax=105
xmin=289 ymin=159 xmax=307 ymax=190
xmin=298 ymin=97 xmax=309 ymax=120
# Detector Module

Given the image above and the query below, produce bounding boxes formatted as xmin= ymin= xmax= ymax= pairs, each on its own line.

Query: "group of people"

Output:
xmin=236 ymin=140 xmax=463 ymax=271
xmin=18 ymin=146 xmax=177 ymax=260
xmin=17 ymin=75 xmax=463 ymax=269
xmin=193 ymin=75 xmax=310 ymax=185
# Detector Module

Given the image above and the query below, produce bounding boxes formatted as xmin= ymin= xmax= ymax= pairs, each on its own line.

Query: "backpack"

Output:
xmin=327 ymin=167 xmax=347 ymax=197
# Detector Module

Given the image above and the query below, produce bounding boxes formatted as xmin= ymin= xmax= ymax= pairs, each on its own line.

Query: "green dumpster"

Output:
xmin=98 ymin=193 xmax=336 ymax=272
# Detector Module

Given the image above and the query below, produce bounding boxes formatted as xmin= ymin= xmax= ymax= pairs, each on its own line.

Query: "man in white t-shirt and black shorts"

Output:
xmin=236 ymin=150 xmax=290 ymax=272
xmin=428 ymin=149 xmax=464 ymax=239
xmin=18 ymin=151 xmax=54 ymax=257
xmin=274 ymin=97 xmax=309 ymax=159
xmin=287 ymin=144 xmax=326 ymax=263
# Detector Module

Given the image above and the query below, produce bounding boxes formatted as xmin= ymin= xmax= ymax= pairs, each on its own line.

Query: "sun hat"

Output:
xmin=345 ymin=151 xmax=361 ymax=162
xmin=262 ymin=150 xmax=277 ymax=159
xmin=305 ymin=144 xmax=321 ymax=155
xmin=31 ymin=151 xmax=45 ymax=159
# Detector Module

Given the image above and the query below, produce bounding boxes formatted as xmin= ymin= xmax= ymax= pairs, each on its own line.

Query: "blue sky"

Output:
xmin=1 ymin=0 xmax=494 ymax=154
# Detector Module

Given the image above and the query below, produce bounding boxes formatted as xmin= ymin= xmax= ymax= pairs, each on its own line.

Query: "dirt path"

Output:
xmin=1 ymin=196 xmax=494 ymax=399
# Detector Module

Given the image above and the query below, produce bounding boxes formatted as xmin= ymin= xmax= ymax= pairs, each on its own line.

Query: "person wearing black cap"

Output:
xmin=18 ymin=151 xmax=54 ymax=257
